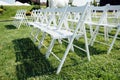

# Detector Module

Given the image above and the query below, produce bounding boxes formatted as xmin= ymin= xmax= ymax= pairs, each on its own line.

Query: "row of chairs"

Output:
xmin=28 ymin=3 xmax=90 ymax=74
xmin=12 ymin=9 xmax=27 ymax=29
xmin=85 ymin=4 xmax=120 ymax=54
xmin=12 ymin=4 xmax=120 ymax=74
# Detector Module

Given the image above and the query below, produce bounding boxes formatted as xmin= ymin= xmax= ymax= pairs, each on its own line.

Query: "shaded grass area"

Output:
xmin=13 ymin=38 xmax=54 ymax=80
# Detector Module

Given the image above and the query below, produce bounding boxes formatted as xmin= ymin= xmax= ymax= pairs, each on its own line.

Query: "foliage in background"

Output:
xmin=92 ymin=0 xmax=97 ymax=6
xmin=0 ymin=5 xmax=4 ymax=14
xmin=0 ymin=6 xmax=33 ymax=20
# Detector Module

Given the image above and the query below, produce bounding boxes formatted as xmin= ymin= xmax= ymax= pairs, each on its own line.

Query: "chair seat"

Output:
xmin=29 ymin=21 xmax=75 ymax=39
xmin=28 ymin=22 xmax=47 ymax=26
xmin=28 ymin=22 xmax=57 ymax=29
xmin=29 ymin=21 xmax=83 ymax=39
xmin=28 ymin=21 xmax=74 ymax=39
xmin=46 ymin=29 xmax=73 ymax=39
xmin=12 ymin=17 xmax=25 ymax=19
xmin=99 ymin=23 xmax=117 ymax=27
xmin=28 ymin=22 xmax=47 ymax=28
xmin=85 ymin=21 xmax=99 ymax=26
xmin=85 ymin=21 xmax=117 ymax=28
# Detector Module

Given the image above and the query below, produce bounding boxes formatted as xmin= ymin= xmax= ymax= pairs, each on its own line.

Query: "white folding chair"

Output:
xmin=86 ymin=4 xmax=109 ymax=45
xmin=88 ymin=5 xmax=120 ymax=54
xmin=28 ymin=8 xmax=56 ymax=42
xmin=28 ymin=9 xmax=43 ymax=41
xmin=37 ymin=4 xmax=90 ymax=74
xmin=37 ymin=7 xmax=68 ymax=49
xmin=103 ymin=5 xmax=120 ymax=54
xmin=103 ymin=5 xmax=120 ymax=40
xmin=85 ymin=5 xmax=108 ymax=39
xmin=12 ymin=9 xmax=27 ymax=29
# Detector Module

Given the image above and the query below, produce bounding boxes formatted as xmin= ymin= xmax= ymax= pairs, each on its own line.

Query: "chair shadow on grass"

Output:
xmin=59 ymin=39 xmax=107 ymax=68
xmin=12 ymin=38 xmax=54 ymax=80
xmin=73 ymin=40 xmax=107 ymax=56
xmin=5 ymin=25 xmax=17 ymax=29
xmin=62 ymin=39 xmax=106 ymax=59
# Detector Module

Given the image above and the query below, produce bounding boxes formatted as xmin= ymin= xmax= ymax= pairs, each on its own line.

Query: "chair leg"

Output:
xmin=89 ymin=25 xmax=94 ymax=37
xmin=89 ymin=26 xmax=100 ymax=46
xmin=104 ymin=26 xmax=109 ymax=41
xmin=12 ymin=20 xmax=16 ymax=27
xmin=38 ymin=32 xmax=46 ymax=49
xmin=14 ymin=19 xmax=18 ymax=28
xmin=107 ymin=27 xmax=120 ymax=54
xmin=18 ymin=19 xmax=23 ymax=29
xmin=68 ymin=38 xmax=74 ymax=52
xmin=56 ymin=35 xmax=75 ymax=74
xmin=30 ymin=27 xmax=36 ymax=37
xmin=34 ymin=29 xmax=41 ymax=42
xmin=83 ymin=26 xmax=90 ymax=61
xmin=24 ymin=18 xmax=28 ymax=27
xmin=30 ymin=26 xmax=39 ymax=37
xmin=58 ymin=39 xmax=62 ymax=44
xmin=45 ymin=39 xmax=56 ymax=58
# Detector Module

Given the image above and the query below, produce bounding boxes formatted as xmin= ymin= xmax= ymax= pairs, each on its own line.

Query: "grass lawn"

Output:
xmin=0 ymin=6 xmax=120 ymax=80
